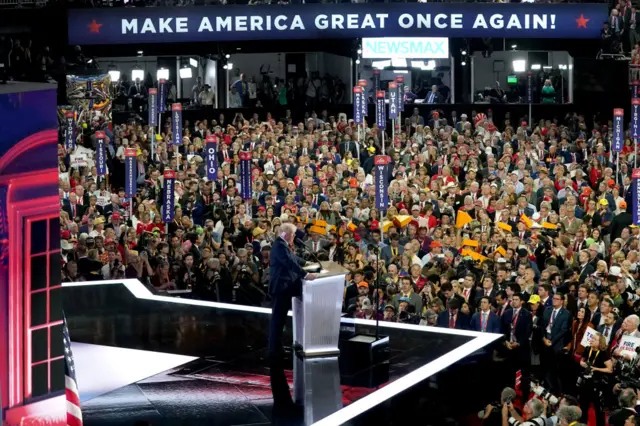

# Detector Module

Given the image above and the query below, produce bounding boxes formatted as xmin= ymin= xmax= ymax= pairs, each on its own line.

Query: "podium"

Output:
xmin=292 ymin=262 xmax=347 ymax=357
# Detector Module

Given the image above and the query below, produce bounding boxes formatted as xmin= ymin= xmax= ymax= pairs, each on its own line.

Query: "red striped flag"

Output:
xmin=64 ymin=316 xmax=83 ymax=426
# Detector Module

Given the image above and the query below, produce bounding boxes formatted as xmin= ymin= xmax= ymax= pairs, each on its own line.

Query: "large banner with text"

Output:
xmin=69 ymin=3 xmax=607 ymax=44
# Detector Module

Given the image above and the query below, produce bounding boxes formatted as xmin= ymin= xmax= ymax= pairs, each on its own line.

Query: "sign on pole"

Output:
xmin=375 ymin=90 xmax=386 ymax=129
xmin=95 ymin=131 xmax=107 ymax=176
xmin=205 ymin=135 xmax=218 ymax=181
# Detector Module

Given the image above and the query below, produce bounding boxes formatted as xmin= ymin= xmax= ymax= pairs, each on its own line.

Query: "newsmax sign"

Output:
xmin=68 ymin=3 xmax=607 ymax=45
xmin=362 ymin=37 xmax=449 ymax=59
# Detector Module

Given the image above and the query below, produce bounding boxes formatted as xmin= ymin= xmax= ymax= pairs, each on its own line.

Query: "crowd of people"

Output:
xmin=59 ymin=87 xmax=640 ymax=424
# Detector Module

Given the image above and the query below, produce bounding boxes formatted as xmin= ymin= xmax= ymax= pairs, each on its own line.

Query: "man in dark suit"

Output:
xmin=577 ymin=250 xmax=595 ymax=283
xmin=381 ymin=233 xmax=403 ymax=265
xmin=470 ymin=297 xmax=502 ymax=333
xmin=338 ymin=139 xmax=358 ymax=158
xmin=502 ymin=293 xmax=533 ymax=402
xmin=436 ymin=298 xmax=470 ymax=330
xmin=596 ymin=311 xmax=621 ymax=348
xmin=62 ymin=192 xmax=84 ymax=220
xmin=610 ymin=201 xmax=633 ymax=241
xmin=475 ymin=276 xmax=499 ymax=305
xmin=608 ymin=388 xmax=638 ymax=426
xmin=425 ymin=85 xmax=441 ymax=104
xmin=268 ymin=223 xmax=316 ymax=357
xmin=540 ymin=293 xmax=572 ymax=395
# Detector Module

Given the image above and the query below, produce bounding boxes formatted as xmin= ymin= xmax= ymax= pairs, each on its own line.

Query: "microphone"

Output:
xmin=294 ymin=238 xmax=324 ymax=272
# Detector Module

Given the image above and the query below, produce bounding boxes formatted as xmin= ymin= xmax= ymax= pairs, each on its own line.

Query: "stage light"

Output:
xmin=179 ymin=67 xmax=192 ymax=79
xmin=372 ymin=60 xmax=391 ymax=69
xmin=222 ymin=64 xmax=228 ymax=70
xmin=131 ymin=69 xmax=144 ymax=81
xmin=225 ymin=54 xmax=231 ymax=59
xmin=461 ymin=61 xmax=466 ymax=66
xmin=355 ymin=59 xmax=360 ymax=65
xmin=531 ymin=64 xmax=541 ymax=70
xmin=108 ymin=70 xmax=121 ymax=81
xmin=226 ymin=62 xmax=233 ymax=69
xmin=543 ymin=66 xmax=552 ymax=70
xmin=512 ymin=60 xmax=526 ymax=73
xmin=558 ymin=64 xmax=567 ymax=70
xmin=189 ymin=58 xmax=198 ymax=68
xmin=357 ymin=48 xmax=362 ymax=54
xmin=137 ymin=50 xmax=143 ymax=56
xmin=157 ymin=68 xmax=169 ymax=80
xmin=395 ymin=70 xmax=409 ymax=74
xmin=391 ymin=58 xmax=407 ymax=68
xmin=511 ymin=44 xmax=517 ymax=49
xmin=461 ymin=50 xmax=467 ymax=55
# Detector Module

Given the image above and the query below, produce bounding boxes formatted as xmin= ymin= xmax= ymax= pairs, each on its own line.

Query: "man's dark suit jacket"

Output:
xmin=62 ymin=200 xmax=84 ymax=219
xmin=578 ymin=263 xmax=595 ymax=283
xmin=470 ymin=311 xmax=502 ymax=333
xmin=269 ymin=237 xmax=307 ymax=296
xmin=502 ymin=307 xmax=533 ymax=354
xmin=608 ymin=408 xmax=639 ymax=426
xmin=541 ymin=307 xmax=572 ymax=354
xmin=436 ymin=310 xmax=470 ymax=330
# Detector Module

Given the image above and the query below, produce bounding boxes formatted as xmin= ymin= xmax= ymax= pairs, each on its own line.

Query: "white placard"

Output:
xmin=619 ymin=335 xmax=640 ymax=358
xmin=362 ymin=37 xmax=450 ymax=59
xmin=96 ymin=196 xmax=109 ymax=207
xmin=70 ymin=153 xmax=88 ymax=168
xmin=581 ymin=326 xmax=597 ymax=348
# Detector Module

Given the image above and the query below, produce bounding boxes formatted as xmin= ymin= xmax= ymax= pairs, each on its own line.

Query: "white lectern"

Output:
xmin=292 ymin=262 xmax=347 ymax=357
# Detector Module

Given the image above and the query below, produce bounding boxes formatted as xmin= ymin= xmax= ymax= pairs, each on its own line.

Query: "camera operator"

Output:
xmin=479 ymin=387 xmax=517 ymax=426
xmin=609 ymin=388 xmax=639 ymax=426
xmin=577 ymin=333 xmax=613 ymax=426
xmin=502 ymin=397 xmax=546 ymax=426
xmin=232 ymin=248 xmax=262 ymax=306
xmin=545 ymin=395 xmax=580 ymax=426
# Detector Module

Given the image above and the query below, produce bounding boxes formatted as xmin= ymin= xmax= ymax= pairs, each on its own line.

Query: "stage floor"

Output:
xmin=64 ymin=280 xmax=501 ymax=426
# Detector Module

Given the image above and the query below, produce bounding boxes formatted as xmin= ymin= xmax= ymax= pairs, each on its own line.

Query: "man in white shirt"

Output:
xmin=229 ymin=86 xmax=242 ymax=108
xmin=198 ymin=84 xmax=215 ymax=107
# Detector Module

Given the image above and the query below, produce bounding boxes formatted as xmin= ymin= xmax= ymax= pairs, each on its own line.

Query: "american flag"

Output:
xmin=63 ymin=316 xmax=83 ymax=426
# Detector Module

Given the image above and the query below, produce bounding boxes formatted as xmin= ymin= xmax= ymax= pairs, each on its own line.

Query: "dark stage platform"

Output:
xmin=63 ymin=280 xmax=501 ymax=426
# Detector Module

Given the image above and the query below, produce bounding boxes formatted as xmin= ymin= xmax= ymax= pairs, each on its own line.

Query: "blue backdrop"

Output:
xmin=69 ymin=3 xmax=608 ymax=44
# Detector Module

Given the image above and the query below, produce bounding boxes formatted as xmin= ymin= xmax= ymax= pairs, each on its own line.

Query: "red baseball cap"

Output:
xmin=112 ymin=212 xmax=121 ymax=220
xmin=61 ymin=230 xmax=71 ymax=240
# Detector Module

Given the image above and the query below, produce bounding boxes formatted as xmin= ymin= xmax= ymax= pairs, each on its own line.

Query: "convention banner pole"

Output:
xmin=527 ymin=72 xmax=533 ymax=131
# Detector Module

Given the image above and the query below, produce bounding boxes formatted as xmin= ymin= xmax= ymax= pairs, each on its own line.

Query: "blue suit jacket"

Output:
xmin=541 ymin=307 xmax=572 ymax=354
xmin=470 ymin=311 xmax=502 ymax=334
xmin=269 ymin=237 xmax=307 ymax=296
xmin=436 ymin=311 xmax=470 ymax=330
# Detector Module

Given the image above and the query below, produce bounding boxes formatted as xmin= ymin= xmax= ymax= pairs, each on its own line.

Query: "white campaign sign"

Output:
xmin=619 ymin=335 xmax=640 ymax=358
xmin=580 ymin=326 xmax=597 ymax=348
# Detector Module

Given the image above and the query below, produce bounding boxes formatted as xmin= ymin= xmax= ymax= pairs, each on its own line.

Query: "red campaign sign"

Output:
xmin=395 ymin=76 xmax=404 ymax=83
xmin=164 ymin=169 xmax=176 ymax=179
xmin=374 ymin=155 xmax=390 ymax=165
xmin=148 ymin=88 xmax=157 ymax=95
xmin=95 ymin=131 xmax=105 ymax=138
xmin=389 ymin=82 xmax=397 ymax=89
xmin=358 ymin=79 xmax=368 ymax=87
xmin=614 ymin=108 xmax=624 ymax=116
xmin=633 ymin=99 xmax=640 ymax=106
xmin=124 ymin=148 xmax=137 ymax=157
xmin=206 ymin=135 xmax=217 ymax=143
xmin=239 ymin=151 xmax=252 ymax=161
xmin=633 ymin=169 xmax=640 ymax=179
xmin=65 ymin=111 xmax=74 ymax=118
xmin=353 ymin=86 xmax=362 ymax=93
xmin=171 ymin=103 xmax=182 ymax=111
xmin=376 ymin=90 xmax=385 ymax=98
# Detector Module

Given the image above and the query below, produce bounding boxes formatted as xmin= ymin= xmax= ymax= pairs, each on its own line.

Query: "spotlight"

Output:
xmin=357 ymin=48 xmax=362 ymax=55
xmin=108 ymin=70 xmax=121 ymax=81
xmin=222 ymin=64 xmax=228 ymax=70
xmin=531 ymin=64 xmax=541 ymax=70
xmin=157 ymin=68 xmax=169 ymax=80
xmin=512 ymin=59 xmax=526 ymax=73
xmin=131 ymin=69 xmax=144 ymax=81
xmin=225 ymin=54 xmax=231 ymax=59
xmin=137 ymin=50 xmax=143 ymax=56
xmin=461 ymin=61 xmax=466 ymax=66
xmin=461 ymin=50 xmax=467 ymax=55
xmin=179 ymin=66 xmax=192 ymax=79
xmin=355 ymin=59 xmax=360 ymax=65
xmin=511 ymin=44 xmax=517 ymax=50
xmin=226 ymin=62 xmax=233 ymax=69
xmin=189 ymin=58 xmax=198 ymax=68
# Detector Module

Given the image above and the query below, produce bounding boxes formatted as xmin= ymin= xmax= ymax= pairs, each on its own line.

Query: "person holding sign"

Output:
xmin=569 ymin=306 xmax=595 ymax=362
xmin=578 ymin=333 xmax=613 ymax=426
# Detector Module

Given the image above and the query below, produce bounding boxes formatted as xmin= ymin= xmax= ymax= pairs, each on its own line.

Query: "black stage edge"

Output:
xmin=63 ymin=281 xmax=501 ymax=426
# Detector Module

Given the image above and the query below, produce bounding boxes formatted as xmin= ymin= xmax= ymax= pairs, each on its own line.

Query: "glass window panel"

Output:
xmin=30 ymin=255 xmax=47 ymax=291
xmin=49 ymin=252 xmax=60 ymax=288
xmin=50 ymin=324 xmax=64 ymax=358
xmin=50 ymin=358 xmax=64 ymax=393
xmin=30 ymin=291 xmax=47 ymax=327
xmin=30 ymin=220 xmax=47 ymax=254
xmin=48 ymin=217 xmax=60 ymax=251
xmin=49 ymin=288 xmax=62 ymax=323
xmin=31 ymin=363 xmax=48 ymax=399
xmin=31 ymin=328 xmax=48 ymax=363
